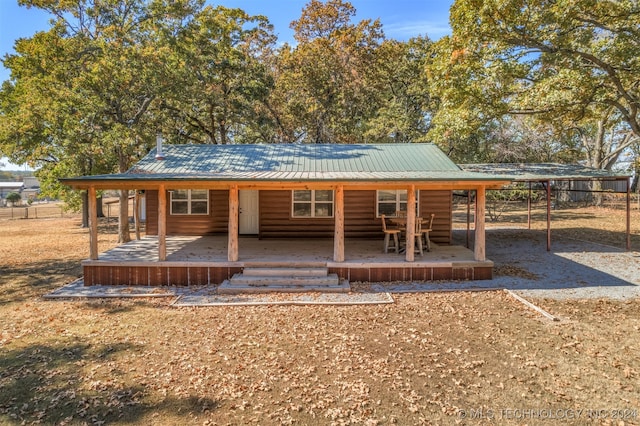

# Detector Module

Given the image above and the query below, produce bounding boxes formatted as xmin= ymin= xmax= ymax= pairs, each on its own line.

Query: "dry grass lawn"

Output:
xmin=1 ymin=205 xmax=639 ymax=425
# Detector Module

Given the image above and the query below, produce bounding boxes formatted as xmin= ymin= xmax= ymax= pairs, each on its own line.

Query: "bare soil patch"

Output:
xmin=1 ymin=209 xmax=639 ymax=425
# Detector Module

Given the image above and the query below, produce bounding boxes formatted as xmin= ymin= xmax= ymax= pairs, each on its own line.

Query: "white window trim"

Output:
xmin=376 ymin=190 xmax=419 ymax=218
xmin=170 ymin=189 xmax=209 ymax=215
xmin=291 ymin=190 xmax=335 ymax=218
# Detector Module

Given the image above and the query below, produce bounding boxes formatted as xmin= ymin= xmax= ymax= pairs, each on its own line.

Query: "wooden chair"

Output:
xmin=421 ymin=213 xmax=435 ymax=252
xmin=395 ymin=210 xmax=407 ymax=218
xmin=412 ymin=218 xmax=424 ymax=256
xmin=381 ymin=214 xmax=400 ymax=253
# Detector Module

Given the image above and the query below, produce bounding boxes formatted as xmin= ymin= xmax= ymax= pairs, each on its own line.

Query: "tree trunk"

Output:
xmin=81 ymin=190 xmax=89 ymax=228
xmin=591 ymin=180 xmax=603 ymax=207
xmin=116 ymin=149 xmax=132 ymax=243
xmin=97 ymin=194 xmax=104 ymax=218
xmin=556 ymin=180 xmax=572 ymax=206
xmin=118 ymin=190 xmax=131 ymax=243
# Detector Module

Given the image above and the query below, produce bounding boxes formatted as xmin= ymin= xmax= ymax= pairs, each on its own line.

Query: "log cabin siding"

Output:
xmin=259 ymin=190 xmax=335 ymax=238
xmin=146 ymin=189 xmax=452 ymax=243
xmin=259 ymin=190 xmax=452 ymax=243
xmin=146 ymin=190 xmax=229 ymax=235
xmin=419 ymin=190 xmax=452 ymax=244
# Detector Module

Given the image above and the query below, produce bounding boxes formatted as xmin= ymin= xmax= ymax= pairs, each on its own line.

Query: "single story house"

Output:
xmin=62 ymin=143 xmax=510 ymax=288
xmin=0 ymin=182 xmax=24 ymax=205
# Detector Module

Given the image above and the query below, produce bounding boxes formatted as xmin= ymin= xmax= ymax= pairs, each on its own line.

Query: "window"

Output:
xmin=292 ymin=190 xmax=334 ymax=218
xmin=170 ymin=189 xmax=209 ymax=215
xmin=377 ymin=190 xmax=419 ymax=217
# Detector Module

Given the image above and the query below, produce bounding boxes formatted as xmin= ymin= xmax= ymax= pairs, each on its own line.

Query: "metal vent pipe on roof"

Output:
xmin=155 ymin=133 xmax=165 ymax=160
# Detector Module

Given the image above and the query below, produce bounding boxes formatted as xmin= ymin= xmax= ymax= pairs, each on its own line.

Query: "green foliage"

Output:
xmin=0 ymin=171 xmax=17 ymax=180
xmin=364 ymin=37 xmax=434 ymax=143
xmin=0 ymin=0 xmax=442 ymax=212
xmin=275 ymin=0 xmax=385 ymax=143
xmin=5 ymin=192 xmax=21 ymax=204
xmin=487 ymin=184 xmax=537 ymax=203
xmin=157 ymin=5 xmax=277 ymax=144
xmin=447 ymin=0 xmax=640 ymax=131
xmin=430 ymin=0 xmax=640 ymax=168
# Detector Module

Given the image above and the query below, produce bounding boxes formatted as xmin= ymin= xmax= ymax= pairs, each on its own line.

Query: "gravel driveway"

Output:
xmin=373 ymin=228 xmax=640 ymax=300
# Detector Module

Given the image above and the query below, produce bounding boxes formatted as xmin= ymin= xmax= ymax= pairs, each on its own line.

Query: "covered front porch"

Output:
xmin=82 ymin=236 xmax=493 ymax=286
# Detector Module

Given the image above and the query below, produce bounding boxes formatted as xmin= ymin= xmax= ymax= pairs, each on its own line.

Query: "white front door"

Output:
xmin=239 ymin=190 xmax=259 ymax=235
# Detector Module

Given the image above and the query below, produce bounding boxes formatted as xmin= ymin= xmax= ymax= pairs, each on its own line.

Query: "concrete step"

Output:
xmin=217 ymin=279 xmax=351 ymax=294
xmin=228 ymin=273 xmax=340 ymax=287
xmin=243 ymin=261 xmax=327 ymax=268
xmin=242 ymin=267 xmax=328 ymax=277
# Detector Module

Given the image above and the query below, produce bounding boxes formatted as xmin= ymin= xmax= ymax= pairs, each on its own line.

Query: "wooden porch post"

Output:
xmin=158 ymin=184 xmax=167 ymax=261
xmin=228 ymin=185 xmax=239 ymax=262
xmin=405 ymin=185 xmax=416 ymax=262
xmin=88 ymin=186 xmax=98 ymax=260
xmin=333 ymin=185 xmax=345 ymax=262
xmin=474 ymin=186 xmax=486 ymax=261
xmin=133 ymin=190 xmax=141 ymax=240
xmin=466 ymin=191 xmax=471 ymax=249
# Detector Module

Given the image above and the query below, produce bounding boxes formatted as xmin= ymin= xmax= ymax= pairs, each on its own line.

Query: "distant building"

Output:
xmin=21 ymin=177 xmax=41 ymax=201
xmin=0 ymin=182 xmax=24 ymax=206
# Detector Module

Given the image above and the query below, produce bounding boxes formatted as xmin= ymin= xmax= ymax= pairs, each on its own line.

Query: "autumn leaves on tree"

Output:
xmin=1 ymin=0 xmax=639 ymax=220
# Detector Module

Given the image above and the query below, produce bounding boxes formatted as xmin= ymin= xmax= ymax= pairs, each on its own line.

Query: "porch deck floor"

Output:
xmin=88 ymin=236 xmax=486 ymax=267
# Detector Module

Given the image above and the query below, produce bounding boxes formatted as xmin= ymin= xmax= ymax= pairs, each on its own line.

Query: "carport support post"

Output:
xmin=546 ymin=179 xmax=551 ymax=252
xmin=528 ymin=181 xmax=532 ymax=230
xmin=627 ymin=176 xmax=631 ymax=251
xmin=88 ymin=186 xmax=98 ymax=260
xmin=228 ymin=185 xmax=239 ymax=262
xmin=474 ymin=186 xmax=486 ymax=261
xmin=158 ymin=184 xmax=167 ymax=261
xmin=333 ymin=185 xmax=344 ymax=262
xmin=405 ymin=185 xmax=416 ymax=262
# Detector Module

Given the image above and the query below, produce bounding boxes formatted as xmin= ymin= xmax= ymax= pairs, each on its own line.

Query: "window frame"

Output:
xmin=291 ymin=190 xmax=335 ymax=218
xmin=376 ymin=189 xmax=419 ymax=218
xmin=169 ymin=189 xmax=210 ymax=215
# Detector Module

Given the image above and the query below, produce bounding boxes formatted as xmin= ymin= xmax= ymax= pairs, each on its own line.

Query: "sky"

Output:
xmin=0 ymin=0 xmax=453 ymax=170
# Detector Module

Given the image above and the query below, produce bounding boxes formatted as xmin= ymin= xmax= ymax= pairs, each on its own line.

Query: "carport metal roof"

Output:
xmin=460 ymin=163 xmax=630 ymax=181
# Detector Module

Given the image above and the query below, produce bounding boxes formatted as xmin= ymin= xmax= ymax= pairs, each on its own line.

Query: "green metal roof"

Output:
xmin=64 ymin=143 xmax=509 ymax=183
xmin=461 ymin=163 xmax=630 ymax=181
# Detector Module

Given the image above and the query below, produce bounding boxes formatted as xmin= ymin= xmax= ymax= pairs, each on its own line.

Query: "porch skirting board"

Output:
xmin=82 ymin=262 xmax=493 ymax=286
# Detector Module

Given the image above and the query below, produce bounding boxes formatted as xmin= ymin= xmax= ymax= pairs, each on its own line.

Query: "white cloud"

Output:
xmin=384 ymin=20 xmax=451 ymax=40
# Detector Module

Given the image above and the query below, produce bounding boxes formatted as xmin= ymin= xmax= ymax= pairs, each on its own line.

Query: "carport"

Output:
xmin=460 ymin=163 xmax=632 ymax=251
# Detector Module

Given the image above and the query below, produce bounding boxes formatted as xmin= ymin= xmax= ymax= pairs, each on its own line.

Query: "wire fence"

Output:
xmin=0 ymin=205 xmax=67 ymax=220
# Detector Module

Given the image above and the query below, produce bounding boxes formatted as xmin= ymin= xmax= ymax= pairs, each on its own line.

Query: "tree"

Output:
xmin=431 ymin=0 xmax=640 ymax=168
xmin=0 ymin=0 xmax=199 ymax=242
xmin=364 ymin=37 xmax=434 ymax=143
xmin=5 ymin=192 xmax=21 ymax=205
xmin=481 ymin=115 xmax=583 ymax=164
xmin=276 ymin=0 xmax=384 ymax=143
xmin=158 ymin=5 xmax=276 ymax=144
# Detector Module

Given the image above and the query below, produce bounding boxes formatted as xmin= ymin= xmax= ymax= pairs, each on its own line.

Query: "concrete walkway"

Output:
xmin=43 ymin=279 xmax=395 ymax=306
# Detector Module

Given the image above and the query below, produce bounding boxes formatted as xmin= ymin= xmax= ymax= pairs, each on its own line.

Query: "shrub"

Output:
xmin=6 ymin=192 xmax=21 ymax=205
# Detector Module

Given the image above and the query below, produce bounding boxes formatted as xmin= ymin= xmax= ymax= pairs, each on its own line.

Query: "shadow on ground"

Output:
xmin=0 ymin=341 xmax=218 ymax=424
